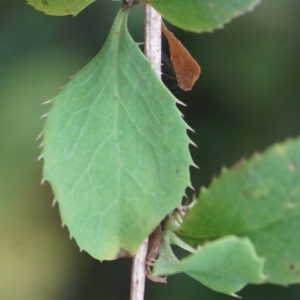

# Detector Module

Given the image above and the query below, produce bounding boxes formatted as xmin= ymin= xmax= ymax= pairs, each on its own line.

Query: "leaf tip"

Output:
xmin=52 ymin=199 xmax=57 ymax=207
xmin=231 ymin=293 xmax=242 ymax=299
xmin=188 ymin=183 xmax=195 ymax=191
xmin=191 ymin=162 xmax=199 ymax=169
xmin=36 ymin=133 xmax=43 ymax=141
xmin=176 ymin=99 xmax=186 ymax=107
xmin=42 ymin=100 xmax=52 ymax=105
xmin=186 ymin=125 xmax=195 ymax=133
xmin=189 ymin=140 xmax=198 ymax=148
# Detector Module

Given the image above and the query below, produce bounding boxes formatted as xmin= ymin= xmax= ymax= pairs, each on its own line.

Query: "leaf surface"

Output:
xmin=154 ymin=235 xmax=265 ymax=295
xmin=27 ymin=0 xmax=95 ymax=16
xmin=42 ymin=9 xmax=193 ymax=260
xmin=178 ymin=138 xmax=300 ymax=284
xmin=147 ymin=0 xmax=261 ymax=32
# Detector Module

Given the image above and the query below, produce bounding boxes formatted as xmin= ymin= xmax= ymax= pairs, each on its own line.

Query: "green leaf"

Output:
xmin=147 ymin=0 xmax=261 ymax=32
xmin=154 ymin=235 xmax=265 ymax=296
xmin=42 ymin=9 xmax=193 ymax=261
xmin=27 ymin=0 xmax=95 ymax=16
xmin=177 ymin=138 xmax=300 ymax=284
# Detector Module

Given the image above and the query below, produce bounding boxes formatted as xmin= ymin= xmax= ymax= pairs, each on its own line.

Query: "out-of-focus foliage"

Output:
xmin=148 ymin=0 xmax=261 ymax=32
xmin=27 ymin=0 xmax=95 ymax=16
xmin=0 ymin=0 xmax=300 ymax=299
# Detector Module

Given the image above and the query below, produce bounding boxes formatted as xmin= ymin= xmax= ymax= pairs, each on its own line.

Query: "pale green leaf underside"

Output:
xmin=27 ymin=0 xmax=95 ymax=16
xmin=178 ymin=138 xmax=300 ymax=284
xmin=154 ymin=235 xmax=265 ymax=295
xmin=147 ymin=0 xmax=261 ymax=32
xmin=42 ymin=9 xmax=192 ymax=260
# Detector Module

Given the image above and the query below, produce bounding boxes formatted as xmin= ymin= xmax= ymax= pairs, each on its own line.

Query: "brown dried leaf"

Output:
xmin=146 ymin=226 xmax=167 ymax=283
xmin=162 ymin=22 xmax=200 ymax=91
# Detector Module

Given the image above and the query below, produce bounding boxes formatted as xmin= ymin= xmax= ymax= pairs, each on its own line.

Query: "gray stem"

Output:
xmin=144 ymin=4 xmax=162 ymax=77
xmin=130 ymin=238 xmax=149 ymax=300
xmin=130 ymin=4 xmax=161 ymax=300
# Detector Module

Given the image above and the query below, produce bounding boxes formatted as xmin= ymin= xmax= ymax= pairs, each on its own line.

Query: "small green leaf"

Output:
xmin=147 ymin=0 xmax=261 ymax=32
xmin=154 ymin=235 xmax=265 ymax=296
xmin=42 ymin=9 xmax=193 ymax=260
xmin=178 ymin=138 xmax=300 ymax=284
xmin=27 ymin=0 xmax=95 ymax=16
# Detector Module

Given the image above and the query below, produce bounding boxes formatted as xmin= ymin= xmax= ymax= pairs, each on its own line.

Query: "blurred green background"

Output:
xmin=0 ymin=0 xmax=300 ymax=299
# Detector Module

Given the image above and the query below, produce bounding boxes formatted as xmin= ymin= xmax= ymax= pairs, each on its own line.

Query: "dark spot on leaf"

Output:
xmin=289 ymin=263 xmax=296 ymax=270
xmin=287 ymin=160 xmax=296 ymax=172
xmin=66 ymin=9 xmax=70 ymax=13
xmin=175 ymin=169 xmax=179 ymax=173
xmin=243 ymin=190 xmax=251 ymax=197
xmin=42 ymin=0 xmax=49 ymax=5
